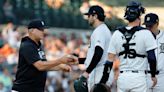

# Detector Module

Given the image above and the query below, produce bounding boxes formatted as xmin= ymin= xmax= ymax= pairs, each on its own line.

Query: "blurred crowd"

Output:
xmin=0 ymin=22 xmax=91 ymax=92
xmin=0 ymin=0 xmax=126 ymax=30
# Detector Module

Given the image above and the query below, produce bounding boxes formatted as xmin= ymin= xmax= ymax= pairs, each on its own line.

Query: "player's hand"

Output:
xmin=60 ymin=55 xmax=78 ymax=65
xmin=151 ymin=77 xmax=157 ymax=87
xmin=59 ymin=64 xmax=71 ymax=72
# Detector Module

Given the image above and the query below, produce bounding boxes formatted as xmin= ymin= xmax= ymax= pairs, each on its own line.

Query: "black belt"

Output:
xmin=120 ymin=70 xmax=142 ymax=73
xmin=145 ymin=70 xmax=159 ymax=75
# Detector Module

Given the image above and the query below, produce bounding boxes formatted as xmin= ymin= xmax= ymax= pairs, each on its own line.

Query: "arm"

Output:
xmin=72 ymin=53 xmax=86 ymax=64
xmin=99 ymin=60 xmax=113 ymax=83
xmin=86 ymin=46 xmax=103 ymax=73
xmin=78 ymin=58 xmax=86 ymax=64
xmin=49 ymin=64 xmax=65 ymax=71
xmin=82 ymin=46 xmax=103 ymax=78
xmin=73 ymin=46 xmax=104 ymax=91
xmin=108 ymin=53 xmax=116 ymax=62
xmin=33 ymin=60 xmax=61 ymax=71
xmin=147 ymin=49 xmax=157 ymax=87
xmin=33 ymin=55 xmax=77 ymax=71
xmin=113 ymin=58 xmax=120 ymax=80
xmin=147 ymin=49 xmax=157 ymax=77
xmin=22 ymin=43 xmax=78 ymax=71
xmin=49 ymin=64 xmax=71 ymax=72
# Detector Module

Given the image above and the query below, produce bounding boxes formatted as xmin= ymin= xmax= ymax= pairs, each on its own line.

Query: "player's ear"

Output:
xmin=28 ymin=28 xmax=33 ymax=32
xmin=94 ymin=14 xmax=98 ymax=19
xmin=157 ymin=22 xmax=159 ymax=26
xmin=28 ymin=28 xmax=35 ymax=34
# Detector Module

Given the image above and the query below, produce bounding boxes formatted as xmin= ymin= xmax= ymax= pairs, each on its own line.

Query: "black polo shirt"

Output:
xmin=12 ymin=36 xmax=47 ymax=92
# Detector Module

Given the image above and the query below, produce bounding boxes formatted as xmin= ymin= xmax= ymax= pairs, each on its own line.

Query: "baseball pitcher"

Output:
xmin=74 ymin=5 xmax=112 ymax=92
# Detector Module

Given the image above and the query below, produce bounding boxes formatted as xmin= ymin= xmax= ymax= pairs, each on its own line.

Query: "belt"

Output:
xmin=120 ymin=70 xmax=144 ymax=73
xmin=145 ymin=70 xmax=159 ymax=75
xmin=11 ymin=90 xmax=18 ymax=92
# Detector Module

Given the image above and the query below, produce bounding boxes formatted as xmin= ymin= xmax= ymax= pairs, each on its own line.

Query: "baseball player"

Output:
xmin=143 ymin=13 xmax=164 ymax=92
xmin=74 ymin=5 xmax=112 ymax=92
xmin=107 ymin=1 xmax=157 ymax=92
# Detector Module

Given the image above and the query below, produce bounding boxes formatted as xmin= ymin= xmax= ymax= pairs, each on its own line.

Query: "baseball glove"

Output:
xmin=74 ymin=75 xmax=88 ymax=92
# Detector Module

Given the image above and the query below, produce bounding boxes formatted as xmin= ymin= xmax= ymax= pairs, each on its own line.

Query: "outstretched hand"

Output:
xmin=59 ymin=64 xmax=72 ymax=72
xmin=60 ymin=55 xmax=79 ymax=65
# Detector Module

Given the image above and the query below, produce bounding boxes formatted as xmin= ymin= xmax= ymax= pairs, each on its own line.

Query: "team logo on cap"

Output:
xmin=146 ymin=17 xmax=150 ymax=21
xmin=41 ymin=21 xmax=44 ymax=26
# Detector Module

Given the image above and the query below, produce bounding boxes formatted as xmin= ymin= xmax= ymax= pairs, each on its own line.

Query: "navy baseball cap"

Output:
xmin=84 ymin=5 xmax=105 ymax=16
xmin=28 ymin=19 xmax=47 ymax=30
xmin=143 ymin=13 xmax=159 ymax=26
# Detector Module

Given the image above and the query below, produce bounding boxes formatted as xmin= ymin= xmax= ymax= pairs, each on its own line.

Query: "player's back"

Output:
xmin=108 ymin=26 xmax=157 ymax=71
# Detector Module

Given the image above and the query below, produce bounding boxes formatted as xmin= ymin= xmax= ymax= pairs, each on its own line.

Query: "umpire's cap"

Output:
xmin=84 ymin=5 xmax=105 ymax=17
xmin=28 ymin=19 xmax=47 ymax=30
xmin=143 ymin=13 xmax=159 ymax=26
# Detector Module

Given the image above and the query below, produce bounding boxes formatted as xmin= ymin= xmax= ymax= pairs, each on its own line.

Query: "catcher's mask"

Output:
xmin=124 ymin=1 xmax=145 ymax=22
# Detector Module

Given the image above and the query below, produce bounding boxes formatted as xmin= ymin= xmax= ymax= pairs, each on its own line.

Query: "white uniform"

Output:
xmin=108 ymin=27 xmax=157 ymax=92
xmin=147 ymin=30 xmax=164 ymax=92
xmin=84 ymin=23 xmax=112 ymax=90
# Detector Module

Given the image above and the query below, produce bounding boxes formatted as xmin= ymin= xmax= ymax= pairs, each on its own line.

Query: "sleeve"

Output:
xmin=147 ymin=49 xmax=157 ymax=77
xmin=144 ymin=30 xmax=157 ymax=51
xmin=99 ymin=60 xmax=113 ymax=84
xmin=21 ymin=43 xmax=41 ymax=65
xmin=94 ymin=31 xmax=106 ymax=50
xmin=108 ymin=31 xmax=118 ymax=54
xmin=78 ymin=58 xmax=86 ymax=64
xmin=86 ymin=46 xmax=103 ymax=73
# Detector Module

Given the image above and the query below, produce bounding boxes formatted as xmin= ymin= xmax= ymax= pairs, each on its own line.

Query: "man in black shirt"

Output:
xmin=12 ymin=19 xmax=78 ymax=92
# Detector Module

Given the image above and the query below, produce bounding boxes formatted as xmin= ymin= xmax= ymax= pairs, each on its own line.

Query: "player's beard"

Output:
xmin=89 ymin=20 xmax=94 ymax=27
xmin=138 ymin=17 xmax=141 ymax=26
xmin=139 ymin=21 xmax=141 ymax=26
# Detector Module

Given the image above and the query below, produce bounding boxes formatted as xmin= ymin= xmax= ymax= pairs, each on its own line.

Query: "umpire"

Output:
xmin=12 ymin=19 xmax=78 ymax=92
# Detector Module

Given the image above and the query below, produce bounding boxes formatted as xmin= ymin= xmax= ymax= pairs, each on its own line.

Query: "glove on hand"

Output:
xmin=74 ymin=75 xmax=88 ymax=92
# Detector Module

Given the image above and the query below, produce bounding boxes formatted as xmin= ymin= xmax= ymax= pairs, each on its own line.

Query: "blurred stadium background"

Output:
xmin=0 ymin=0 xmax=163 ymax=92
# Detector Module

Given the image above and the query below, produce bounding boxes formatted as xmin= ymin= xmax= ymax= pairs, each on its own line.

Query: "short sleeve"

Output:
xmin=108 ymin=31 xmax=118 ymax=54
xmin=144 ymin=30 xmax=157 ymax=51
xmin=21 ymin=43 xmax=41 ymax=65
